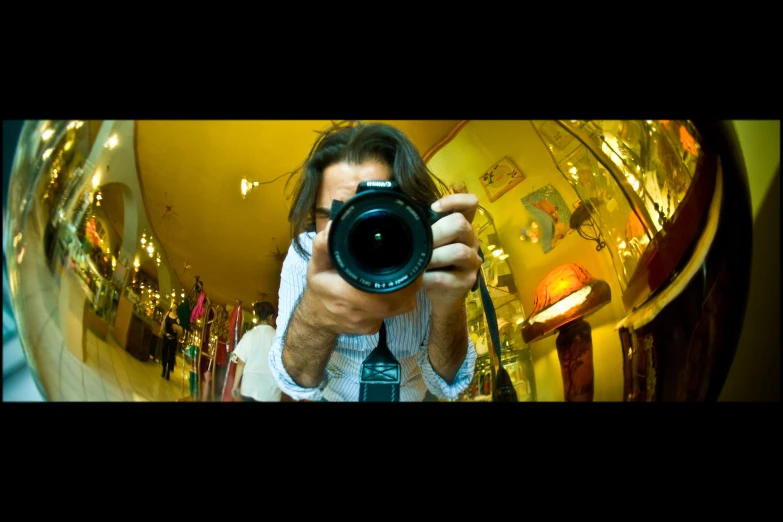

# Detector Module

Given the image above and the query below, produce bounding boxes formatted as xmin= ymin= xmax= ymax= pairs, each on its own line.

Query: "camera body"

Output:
xmin=328 ymin=181 xmax=447 ymax=294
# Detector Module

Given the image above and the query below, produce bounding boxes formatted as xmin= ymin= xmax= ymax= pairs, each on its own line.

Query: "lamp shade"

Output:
xmin=521 ymin=264 xmax=611 ymax=343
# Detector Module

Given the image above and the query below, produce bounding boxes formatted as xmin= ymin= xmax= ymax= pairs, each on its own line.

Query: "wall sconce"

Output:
xmin=521 ymin=264 xmax=611 ymax=402
xmin=241 ymin=178 xmax=260 ymax=199
xmin=569 ymin=199 xmax=606 ymax=251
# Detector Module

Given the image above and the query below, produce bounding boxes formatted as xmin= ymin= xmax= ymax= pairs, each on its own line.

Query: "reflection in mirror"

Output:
xmin=5 ymin=120 xmax=751 ymax=402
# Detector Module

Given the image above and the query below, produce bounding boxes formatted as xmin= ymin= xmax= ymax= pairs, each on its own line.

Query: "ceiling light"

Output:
xmin=41 ymin=128 xmax=54 ymax=140
xmin=105 ymin=134 xmax=118 ymax=149
xmin=92 ymin=172 xmax=100 ymax=188
xmin=241 ymin=178 xmax=260 ymax=198
xmin=42 ymin=148 xmax=54 ymax=160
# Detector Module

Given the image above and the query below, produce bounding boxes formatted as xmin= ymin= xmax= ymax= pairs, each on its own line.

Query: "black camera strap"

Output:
xmin=476 ymin=249 xmax=518 ymax=402
xmin=358 ymin=248 xmax=518 ymax=402
xmin=358 ymin=321 xmax=400 ymax=402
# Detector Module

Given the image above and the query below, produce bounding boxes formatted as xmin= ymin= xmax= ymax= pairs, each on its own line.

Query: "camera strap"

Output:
xmin=358 ymin=321 xmax=400 ymax=402
xmin=476 ymin=248 xmax=518 ymax=402
xmin=358 ymin=248 xmax=518 ymax=402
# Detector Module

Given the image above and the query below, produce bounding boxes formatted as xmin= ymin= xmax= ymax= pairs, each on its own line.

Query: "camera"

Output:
xmin=328 ymin=181 xmax=447 ymax=294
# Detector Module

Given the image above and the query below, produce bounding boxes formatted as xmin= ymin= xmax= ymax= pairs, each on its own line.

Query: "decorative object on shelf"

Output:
xmin=521 ymin=264 xmax=611 ymax=402
xmin=569 ymin=198 xmax=606 ymax=251
xmin=479 ymin=156 xmax=525 ymax=202
xmin=521 ymin=184 xmax=572 ymax=253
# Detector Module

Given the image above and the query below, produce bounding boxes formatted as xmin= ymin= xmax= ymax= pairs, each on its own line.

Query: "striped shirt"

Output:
xmin=268 ymin=231 xmax=477 ymax=402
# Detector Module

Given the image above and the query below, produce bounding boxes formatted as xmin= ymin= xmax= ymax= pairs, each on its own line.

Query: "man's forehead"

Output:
xmin=318 ymin=161 xmax=392 ymax=202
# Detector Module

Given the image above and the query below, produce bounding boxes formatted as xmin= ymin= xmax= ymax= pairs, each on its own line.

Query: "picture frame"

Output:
xmin=479 ymin=156 xmax=526 ymax=202
xmin=521 ymin=184 xmax=573 ymax=254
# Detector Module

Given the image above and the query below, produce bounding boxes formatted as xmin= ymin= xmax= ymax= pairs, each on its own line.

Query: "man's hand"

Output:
xmin=302 ymin=220 xmax=422 ymax=336
xmin=425 ymin=193 xmax=482 ymax=315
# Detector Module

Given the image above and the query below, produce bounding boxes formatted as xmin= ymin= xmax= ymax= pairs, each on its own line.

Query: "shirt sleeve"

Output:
xmin=268 ymin=235 xmax=327 ymax=402
xmin=233 ymin=335 xmax=248 ymax=364
xmin=417 ymin=306 xmax=477 ymax=401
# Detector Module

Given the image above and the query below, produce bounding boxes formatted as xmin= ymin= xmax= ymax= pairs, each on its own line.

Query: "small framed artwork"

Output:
xmin=479 ymin=157 xmax=526 ymax=202
xmin=521 ymin=184 xmax=573 ymax=254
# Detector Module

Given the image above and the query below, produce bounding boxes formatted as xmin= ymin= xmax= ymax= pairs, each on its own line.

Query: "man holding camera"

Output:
xmin=268 ymin=122 xmax=481 ymax=401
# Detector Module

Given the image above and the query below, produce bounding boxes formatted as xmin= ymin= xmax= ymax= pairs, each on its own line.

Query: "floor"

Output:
xmin=8 ymin=207 xmax=190 ymax=402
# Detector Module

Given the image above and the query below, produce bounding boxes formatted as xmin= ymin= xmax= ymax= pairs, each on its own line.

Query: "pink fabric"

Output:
xmin=190 ymin=292 xmax=206 ymax=323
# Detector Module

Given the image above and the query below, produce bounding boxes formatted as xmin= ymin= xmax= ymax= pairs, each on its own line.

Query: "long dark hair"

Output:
xmin=285 ymin=121 xmax=450 ymax=260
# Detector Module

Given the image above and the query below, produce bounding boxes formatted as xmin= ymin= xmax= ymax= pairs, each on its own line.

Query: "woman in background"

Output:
xmin=159 ymin=301 xmax=182 ymax=380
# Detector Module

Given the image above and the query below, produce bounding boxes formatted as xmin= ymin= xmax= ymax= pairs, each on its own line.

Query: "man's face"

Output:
xmin=314 ymin=160 xmax=393 ymax=233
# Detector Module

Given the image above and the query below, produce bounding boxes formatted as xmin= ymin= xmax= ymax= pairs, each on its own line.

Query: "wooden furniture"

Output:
xmin=126 ymin=313 xmax=155 ymax=362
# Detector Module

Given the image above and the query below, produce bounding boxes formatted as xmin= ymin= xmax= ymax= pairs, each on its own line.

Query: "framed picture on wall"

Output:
xmin=479 ymin=157 xmax=526 ymax=202
xmin=521 ymin=184 xmax=573 ymax=254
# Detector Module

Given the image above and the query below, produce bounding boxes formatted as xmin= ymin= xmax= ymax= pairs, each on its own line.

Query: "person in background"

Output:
xmin=231 ymin=301 xmax=281 ymax=402
xmin=159 ymin=301 xmax=182 ymax=380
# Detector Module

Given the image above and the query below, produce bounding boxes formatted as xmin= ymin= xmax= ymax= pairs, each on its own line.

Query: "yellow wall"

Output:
xmin=718 ymin=120 xmax=780 ymax=401
xmin=428 ymin=120 xmax=626 ymax=401
xmin=733 ymin=120 xmax=780 ymax=219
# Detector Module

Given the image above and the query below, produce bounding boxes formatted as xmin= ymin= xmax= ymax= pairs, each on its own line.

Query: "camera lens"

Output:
xmin=348 ymin=210 xmax=412 ymax=274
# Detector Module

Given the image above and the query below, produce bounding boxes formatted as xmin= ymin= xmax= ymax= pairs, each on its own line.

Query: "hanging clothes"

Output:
xmin=221 ymin=304 xmax=244 ymax=402
xmin=190 ymin=291 xmax=206 ymax=323
xmin=212 ymin=305 xmax=229 ymax=365
xmin=177 ymin=300 xmax=192 ymax=332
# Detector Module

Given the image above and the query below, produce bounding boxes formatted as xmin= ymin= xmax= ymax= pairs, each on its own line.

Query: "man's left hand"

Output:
xmin=424 ymin=193 xmax=482 ymax=315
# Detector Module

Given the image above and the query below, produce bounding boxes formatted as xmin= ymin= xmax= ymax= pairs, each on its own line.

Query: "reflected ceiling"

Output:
xmin=134 ymin=120 xmax=461 ymax=308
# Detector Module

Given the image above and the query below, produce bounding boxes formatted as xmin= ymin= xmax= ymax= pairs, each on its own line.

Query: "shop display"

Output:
xmin=457 ymin=207 xmax=537 ymax=401
xmin=530 ymin=119 xmax=701 ymax=305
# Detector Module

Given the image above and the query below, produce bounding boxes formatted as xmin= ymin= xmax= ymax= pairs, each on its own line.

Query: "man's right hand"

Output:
xmin=301 ymin=220 xmax=422 ymax=336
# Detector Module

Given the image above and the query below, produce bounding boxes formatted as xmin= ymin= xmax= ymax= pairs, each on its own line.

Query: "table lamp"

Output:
xmin=521 ymin=264 xmax=611 ymax=402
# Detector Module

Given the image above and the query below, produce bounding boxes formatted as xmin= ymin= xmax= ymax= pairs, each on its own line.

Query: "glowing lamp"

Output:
xmin=521 ymin=264 xmax=611 ymax=402
xmin=241 ymin=178 xmax=260 ymax=199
